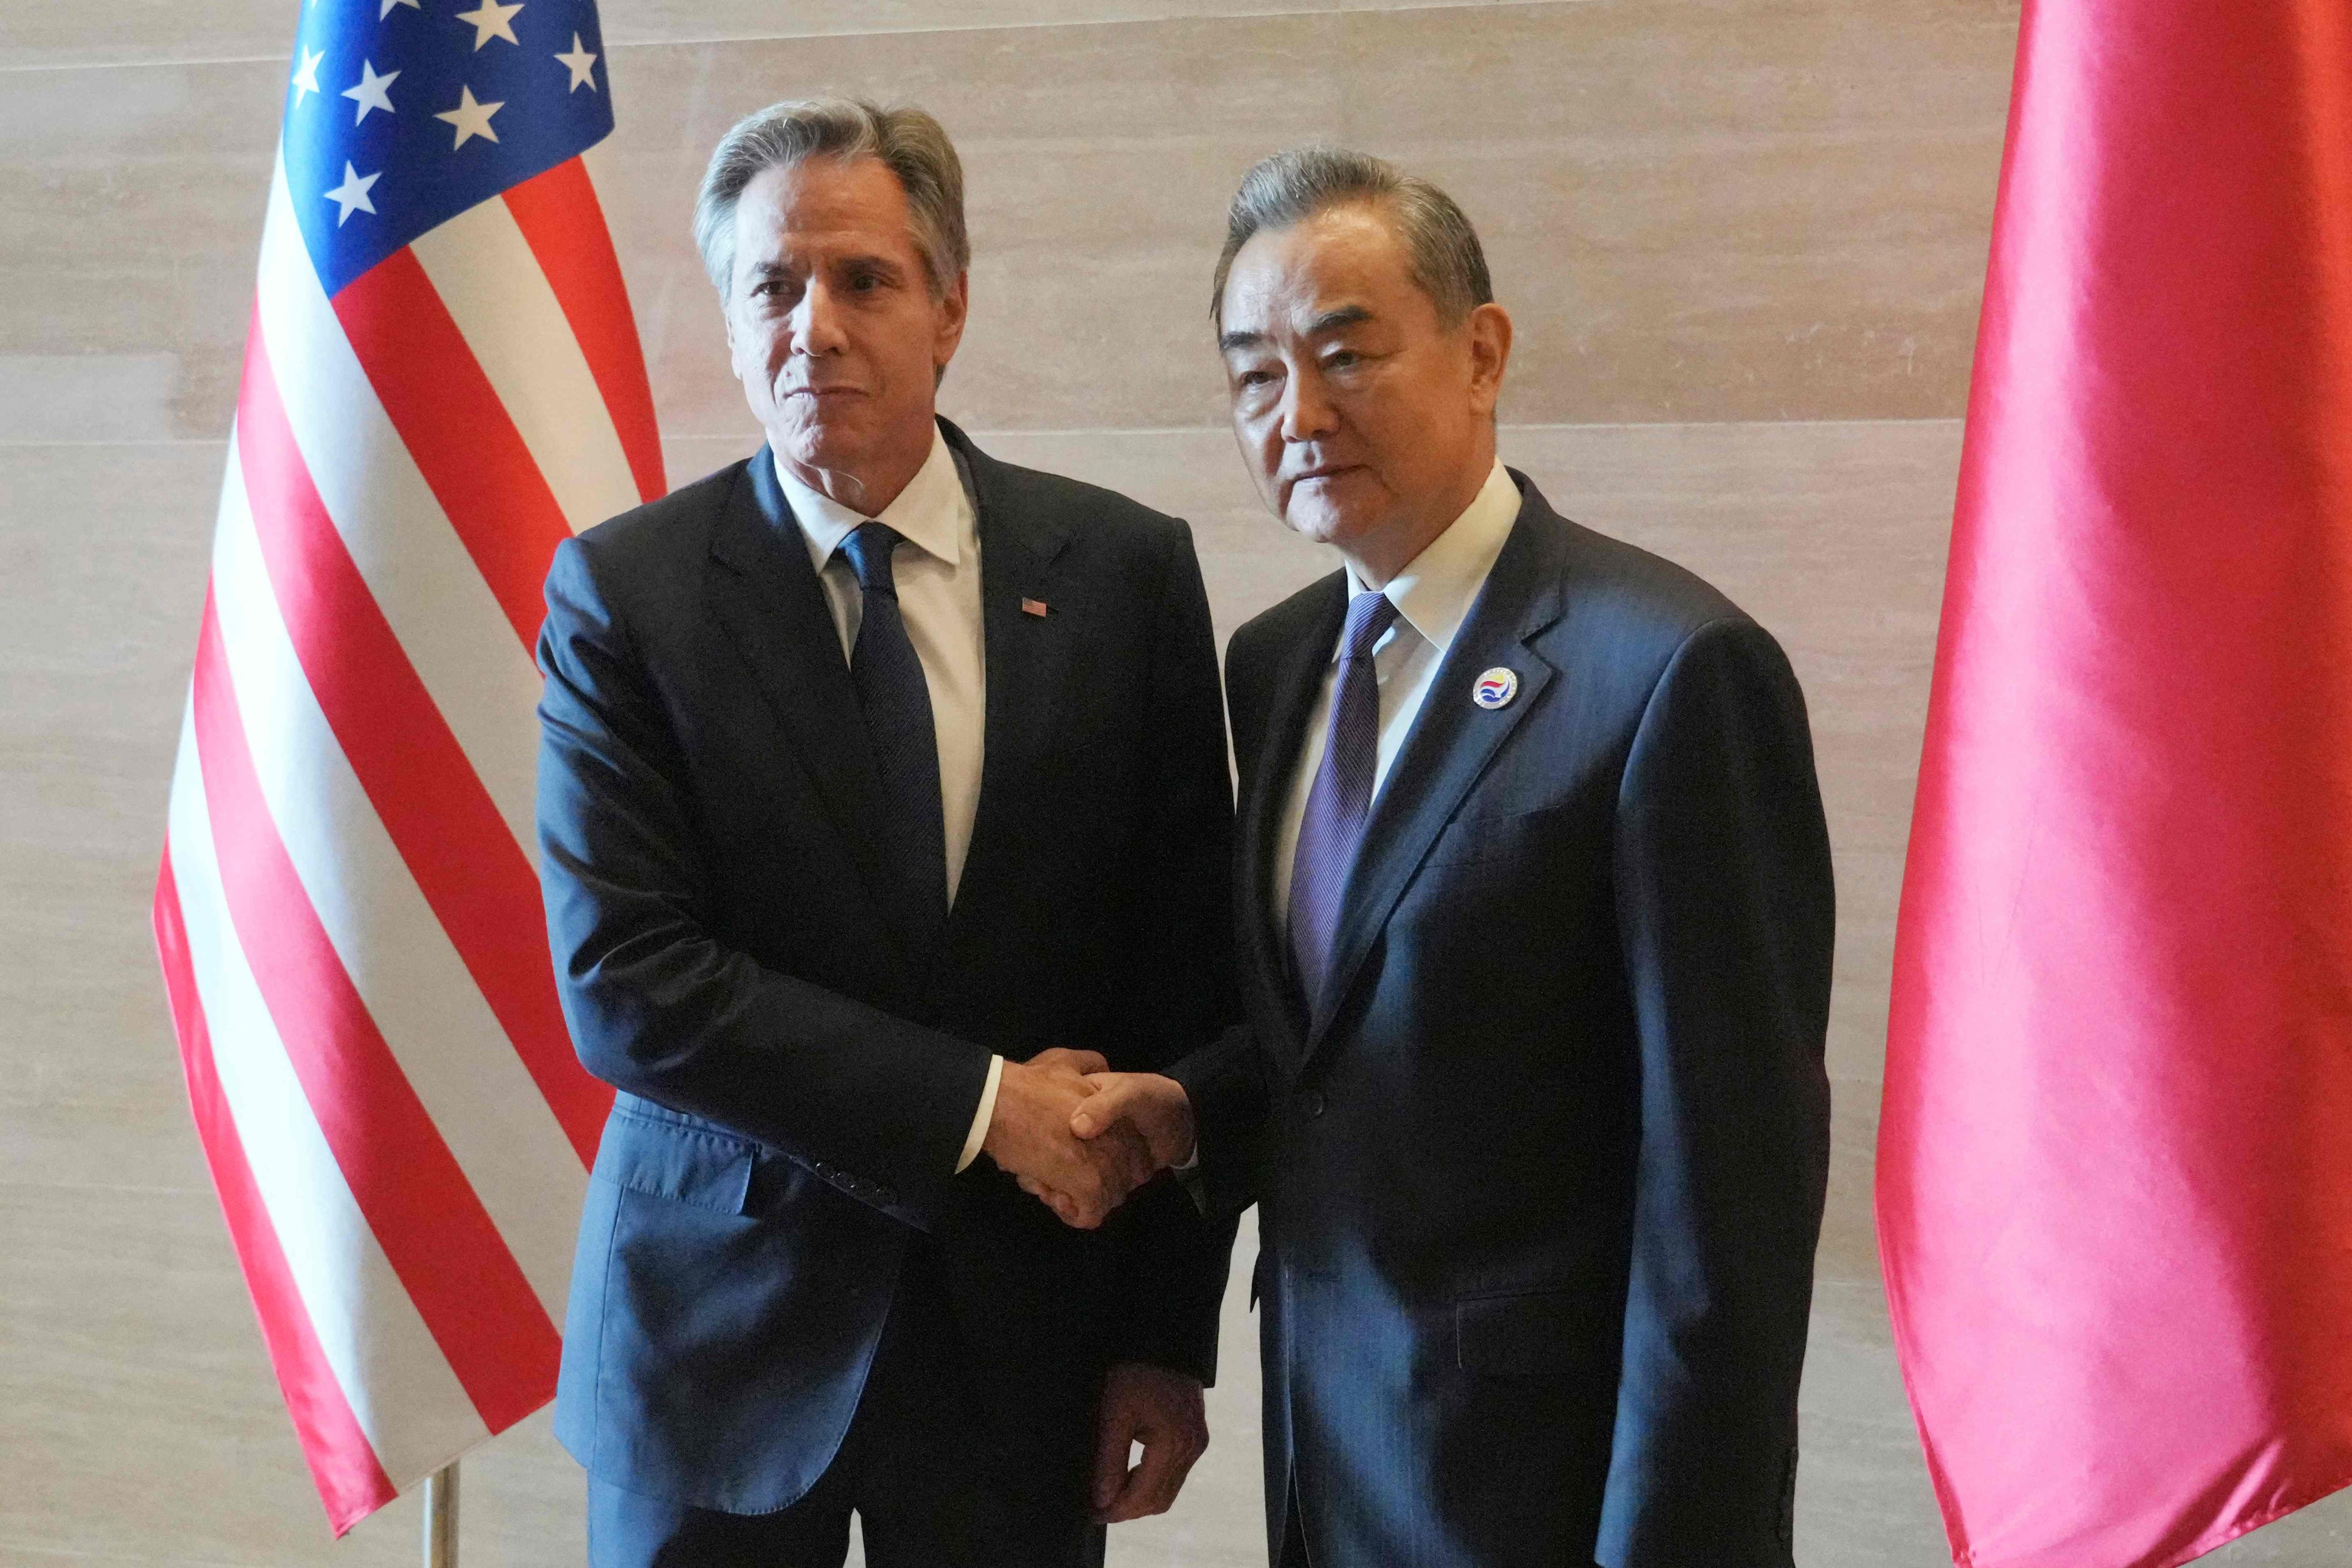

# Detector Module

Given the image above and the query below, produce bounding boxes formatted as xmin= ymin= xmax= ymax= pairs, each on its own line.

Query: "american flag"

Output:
xmin=149 ymin=0 xmax=659 ymax=1532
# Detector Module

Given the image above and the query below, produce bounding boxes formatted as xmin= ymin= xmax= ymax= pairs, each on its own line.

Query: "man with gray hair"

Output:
xmin=535 ymin=98 xmax=1237 ymax=1566
xmin=1071 ymin=147 xmax=1836 ymax=1566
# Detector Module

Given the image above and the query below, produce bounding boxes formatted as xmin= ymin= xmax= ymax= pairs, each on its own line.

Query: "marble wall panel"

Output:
xmin=0 ymin=0 xmax=1569 ymax=73
xmin=588 ymin=0 xmax=2023 ymax=437
xmin=0 ymin=443 xmax=216 ymax=1196
xmin=0 ymin=0 xmax=2017 ymax=446
xmin=0 ymin=63 xmax=279 ymax=444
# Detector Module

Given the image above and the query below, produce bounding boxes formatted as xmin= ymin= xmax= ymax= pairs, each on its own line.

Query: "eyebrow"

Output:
xmin=1308 ymin=304 xmax=1375 ymax=335
xmin=1219 ymin=304 xmax=1377 ymax=354
xmin=836 ymin=251 xmax=907 ymax=279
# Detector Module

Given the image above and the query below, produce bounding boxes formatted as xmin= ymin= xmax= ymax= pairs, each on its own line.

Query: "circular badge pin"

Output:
xmin=1472 ymin=667 xmax=1519 ymax=710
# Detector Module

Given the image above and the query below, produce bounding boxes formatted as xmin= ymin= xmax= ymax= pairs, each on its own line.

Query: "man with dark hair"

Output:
xmin=537 ymin=98 xmax=1235 ymax=1567
xmin=1071 ymin=146 xmax=1836 ymax=1568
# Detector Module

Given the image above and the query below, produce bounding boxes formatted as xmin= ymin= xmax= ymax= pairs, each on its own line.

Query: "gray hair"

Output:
xmin=1211 ymin=146 xmax=1493 ymax=327
xmin=694 ymin=98 xmax=970 ymax=300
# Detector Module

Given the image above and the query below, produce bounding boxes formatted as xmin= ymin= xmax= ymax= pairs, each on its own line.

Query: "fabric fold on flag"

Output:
xmin=1878 ymin=3 xmax=2352 ymax=1566
xmin=152 ymin=0 xmax=659 ymax=1532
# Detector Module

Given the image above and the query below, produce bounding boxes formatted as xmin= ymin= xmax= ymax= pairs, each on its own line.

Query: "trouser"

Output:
xmin=588 ymin=1245 xmax=1106 ymax=1568
xmin=1279 ymin=1477 xmax=1312 ymax=1568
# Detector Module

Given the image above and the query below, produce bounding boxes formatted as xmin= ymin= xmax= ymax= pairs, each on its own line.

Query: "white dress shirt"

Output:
xmin=1270 ymin=459 xmax=1522 ymax=929
xmin=772 ymin=429 xmax=1004 ymax=1172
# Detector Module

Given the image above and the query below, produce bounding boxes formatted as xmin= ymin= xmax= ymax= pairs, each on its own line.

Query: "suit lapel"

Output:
xmin=1241 ymin=577 xmax=1348 ymax=1077
xmin=1302 ymin=480 xmax=1570 ymax=1064
xmin=939 ymin=423 xmax=1072 ymax=950
xmin=704 ymin=451 xmax=910 ymax=962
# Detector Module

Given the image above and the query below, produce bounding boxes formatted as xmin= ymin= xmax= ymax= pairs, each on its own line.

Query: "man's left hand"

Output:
xmin=1091 ymin=1361 xmax=1208 ymax=1523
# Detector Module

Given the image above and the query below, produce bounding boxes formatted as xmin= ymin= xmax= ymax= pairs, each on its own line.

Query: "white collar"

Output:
xmin=772 ymin=425 xmax=970 ymax=570
xmin=1342 ymin=458 xmax=1520 ymax=656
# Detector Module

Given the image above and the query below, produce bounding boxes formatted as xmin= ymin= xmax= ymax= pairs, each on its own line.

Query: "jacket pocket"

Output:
xmin=594 ymin=1112 xmax=756 ymax=1216
xmin=1455 ymin=1285 xmax=1608 ymax=1377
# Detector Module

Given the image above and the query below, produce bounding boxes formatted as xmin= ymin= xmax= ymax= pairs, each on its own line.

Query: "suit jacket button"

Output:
xmin=1305 ymin=1090 xmax=1327 ymax=1119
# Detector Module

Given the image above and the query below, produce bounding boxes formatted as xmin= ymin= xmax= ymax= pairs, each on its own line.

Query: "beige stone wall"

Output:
xmin=9 ymin=3 xmax=2340 ymax=1563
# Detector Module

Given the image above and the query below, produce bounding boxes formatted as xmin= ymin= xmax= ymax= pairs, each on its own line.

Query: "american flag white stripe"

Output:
xmin=166 ymin=703 xmax=492 ymax=1484
xmin=207 ymin=441 xmax=584 ymax=1324
xmin=154 ymin=0 xmax=656 ymax=1526
xmin=411 ymin=196 xmax=642 ymax=536
xmin=252 ymin=158 xmax=543 ymax=858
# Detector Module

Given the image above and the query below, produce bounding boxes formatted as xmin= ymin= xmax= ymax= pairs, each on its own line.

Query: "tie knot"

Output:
xmin=1339 ymin=590 xmax=1400 ymax=663
xmin=838 ymin=521 xmax=903 ymax=597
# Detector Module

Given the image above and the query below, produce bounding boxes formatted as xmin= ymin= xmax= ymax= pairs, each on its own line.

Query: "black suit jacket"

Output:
xmin=1172 ymin=473 xmax=1834 ymax=1567
xmin=538 ymin=420 xmax=1237 ymax=1515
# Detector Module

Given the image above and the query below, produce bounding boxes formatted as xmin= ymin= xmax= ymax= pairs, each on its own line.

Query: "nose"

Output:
xmin=789 ymin=277 xmax=847 ymax=360
xmin=1279 ymin=364 xmax=1338 ymax=445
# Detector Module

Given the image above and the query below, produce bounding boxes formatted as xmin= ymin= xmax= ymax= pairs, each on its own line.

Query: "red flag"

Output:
xmin=1877 ymin=3 xmax=2352 ymax=1563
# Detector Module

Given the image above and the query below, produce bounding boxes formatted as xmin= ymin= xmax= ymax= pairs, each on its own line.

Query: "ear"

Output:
xmin=933 ymin=268 xmax=971 ymax=374
xmin=1465 ymin=301 xmax=1513 ymax=418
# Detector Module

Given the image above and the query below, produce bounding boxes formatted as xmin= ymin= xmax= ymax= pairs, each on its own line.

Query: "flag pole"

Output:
xmin=423 ymin=1463 xmax=458 ymax=1568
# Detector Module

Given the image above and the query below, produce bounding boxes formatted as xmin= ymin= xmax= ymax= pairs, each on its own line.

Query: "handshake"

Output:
xmin=979 ymin=1048 xmax=1198 ymax=1228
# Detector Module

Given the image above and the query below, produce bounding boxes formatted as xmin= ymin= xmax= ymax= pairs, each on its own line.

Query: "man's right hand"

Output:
xmin=982 ymin=1050 xmax=1154 ymax=1229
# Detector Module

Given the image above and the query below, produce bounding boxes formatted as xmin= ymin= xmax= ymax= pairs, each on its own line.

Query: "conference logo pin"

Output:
xmin=1473 ymin=667 xmax=1519 ymax=709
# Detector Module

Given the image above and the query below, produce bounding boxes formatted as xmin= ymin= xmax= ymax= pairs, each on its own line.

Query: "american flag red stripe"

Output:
xmin=157 ymin=45 xmax=655 ymax=1517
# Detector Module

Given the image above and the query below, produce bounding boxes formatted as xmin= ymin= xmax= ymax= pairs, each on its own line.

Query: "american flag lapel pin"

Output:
xmin=1021 ymin=597 xmax=1051 ymax=617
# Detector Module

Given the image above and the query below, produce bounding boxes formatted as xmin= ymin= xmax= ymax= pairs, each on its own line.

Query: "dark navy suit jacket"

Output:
xmin=536 ymin=420 xmax=1238 ymax=1515
xmin=1172 ymin=474 xmax=1834 ymax=1567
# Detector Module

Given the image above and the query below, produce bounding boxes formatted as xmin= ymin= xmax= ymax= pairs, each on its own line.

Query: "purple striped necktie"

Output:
xmin=1289 ymin=589 xmax=1401 ymax=1014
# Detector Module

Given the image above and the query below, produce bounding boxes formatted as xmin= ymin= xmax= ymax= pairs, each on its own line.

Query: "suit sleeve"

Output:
xmin=1596 ymin=617 xmax=1834 ymax=1568
xmin=1163 ymin=617 xmax=1281 ymax=1226
xmin=1165 ymin=1022 xmax=1270 ymax=1223
xmin=536 ymin=535 xmax=992 ymax=1223
xmin=1101 ymin=521 xmax=1245 ymax=1382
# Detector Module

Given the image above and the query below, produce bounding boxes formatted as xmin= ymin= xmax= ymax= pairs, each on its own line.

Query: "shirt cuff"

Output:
xmin=955 ymin=1054 xmax=1005 ymax=1174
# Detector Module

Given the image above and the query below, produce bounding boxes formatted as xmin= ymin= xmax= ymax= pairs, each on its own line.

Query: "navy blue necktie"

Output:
xmin=837 ymin=522 xmax=948 ymax=951
xmin=1288 ymin=590 xmax=1400 ymax=1014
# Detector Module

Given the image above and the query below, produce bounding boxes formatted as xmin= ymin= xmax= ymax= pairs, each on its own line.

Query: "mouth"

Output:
xmin=1288 ymin=464 xmax=1364 ymax=489
xmin=781 ymin=385 xmax=865 ymax=400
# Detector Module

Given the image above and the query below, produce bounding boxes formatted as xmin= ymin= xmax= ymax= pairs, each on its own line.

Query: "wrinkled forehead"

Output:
xmin=1218 ymin=204 xmax=1424 ymax=343
xmin=731 ymin=155 xmax=920 ymax=267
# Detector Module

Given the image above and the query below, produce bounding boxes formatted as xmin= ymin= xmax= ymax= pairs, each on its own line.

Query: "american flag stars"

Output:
xmin=323 ymin=161 xmax=381 ymax=225
xmin=343 ymin=60 xmax=399 ymax=125
xmin=290 ymin=47 xmax=325 ymax=105
xmin=281 ymin=0 xmax=611 ymax=291
xmin=555 ymin=33 xmax=598 ymax=92
xmin=455 ymin=0 xmax=525 ymax=49
xmin=436 ymin=85 xmax=505 ymax=149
